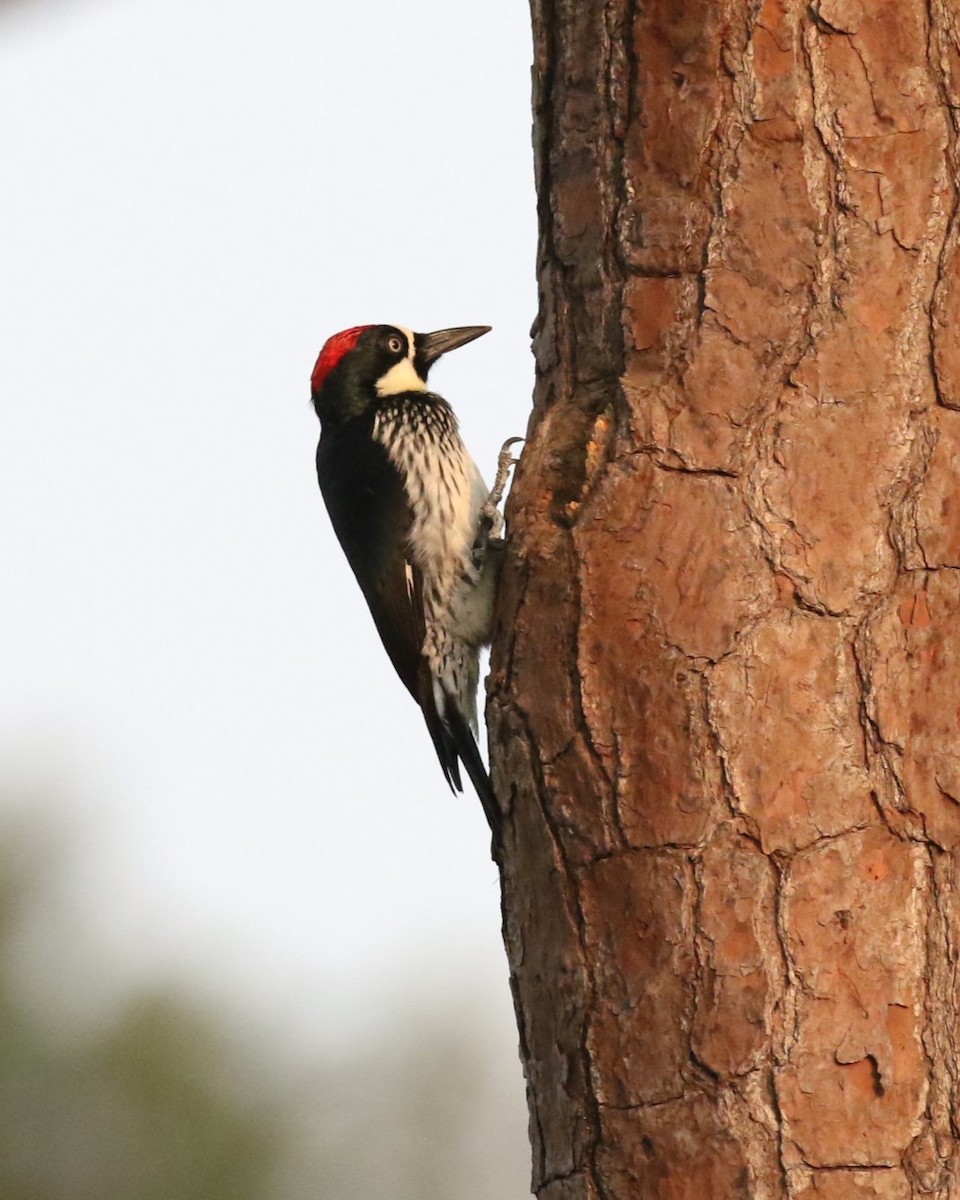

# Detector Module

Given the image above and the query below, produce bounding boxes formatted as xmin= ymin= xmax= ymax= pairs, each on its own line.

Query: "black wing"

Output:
xmin=316 ymin=416 xmax=423 ymax=702
xmin=316 ymin=417 xmax=493 ymax=808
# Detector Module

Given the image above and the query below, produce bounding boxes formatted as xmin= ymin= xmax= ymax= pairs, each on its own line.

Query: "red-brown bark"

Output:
xmin=489 ymin=2 xmax=960 ymax=1196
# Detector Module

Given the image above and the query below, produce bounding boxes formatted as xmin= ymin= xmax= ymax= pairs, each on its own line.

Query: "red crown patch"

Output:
xmin=311 ymin=325 xmax=374 ymax=393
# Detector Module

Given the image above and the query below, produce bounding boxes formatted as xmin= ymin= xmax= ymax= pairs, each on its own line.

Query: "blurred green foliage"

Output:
xmin=0 ymin=831 xmax=282 ymax=1200
xmin=0 ymin=818 xmax=530 ymax=1199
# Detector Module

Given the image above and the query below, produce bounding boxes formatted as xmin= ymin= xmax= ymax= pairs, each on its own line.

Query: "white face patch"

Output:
xmin=375 ymin=325 xmax=426 ymax=396
xmin=375 ymin=357 xmax=426 ymax=395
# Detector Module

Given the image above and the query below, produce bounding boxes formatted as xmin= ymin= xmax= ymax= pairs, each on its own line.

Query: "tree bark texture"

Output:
xmin=488 ymin=2 xmax=960 ymax=1197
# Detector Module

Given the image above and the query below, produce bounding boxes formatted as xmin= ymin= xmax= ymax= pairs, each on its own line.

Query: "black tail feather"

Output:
xmin=415 ymin=663 xmax=500 ymax=845
xmin=444 ymin=702 xmax=500 ymax=840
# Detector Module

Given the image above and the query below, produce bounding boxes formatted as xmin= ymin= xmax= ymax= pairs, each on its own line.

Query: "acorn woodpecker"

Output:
xmin=310 ymin=323 xmax=511 ymax=832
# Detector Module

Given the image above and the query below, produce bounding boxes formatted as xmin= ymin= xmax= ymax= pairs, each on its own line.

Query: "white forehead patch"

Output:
xmin=375 ymin=325 xmax=426 ymax=396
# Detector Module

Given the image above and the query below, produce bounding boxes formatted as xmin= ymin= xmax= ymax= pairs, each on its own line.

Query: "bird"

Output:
xmin=309 ymin=323 xmax=514 ymax=834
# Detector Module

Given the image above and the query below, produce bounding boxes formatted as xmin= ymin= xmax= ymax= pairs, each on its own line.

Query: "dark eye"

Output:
xmin=386 ymin=334 xmax=404 ymax=354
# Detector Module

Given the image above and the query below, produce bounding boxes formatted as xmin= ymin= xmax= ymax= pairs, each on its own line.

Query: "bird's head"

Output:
xmin=310 ymin=323 xmax=490 ymax=423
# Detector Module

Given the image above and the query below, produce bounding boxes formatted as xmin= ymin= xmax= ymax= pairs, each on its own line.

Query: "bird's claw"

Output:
xmin=474 ymin=437 xmax=523 ymax=564
xmin=479 ymin=437 xmax=524 ymax=527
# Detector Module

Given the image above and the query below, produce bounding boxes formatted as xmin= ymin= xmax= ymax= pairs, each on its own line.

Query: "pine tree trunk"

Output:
xmin=488 ymin=2 xmax=960 ymax=1196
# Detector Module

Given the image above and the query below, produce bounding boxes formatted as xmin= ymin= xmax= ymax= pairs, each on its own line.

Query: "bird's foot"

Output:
xmin=474 ymin=438 xmax=523 ymax=563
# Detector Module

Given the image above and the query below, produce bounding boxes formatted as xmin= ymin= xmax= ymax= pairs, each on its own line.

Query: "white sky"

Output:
xmin=0 ymin=0 xmax=535 ymax=1064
